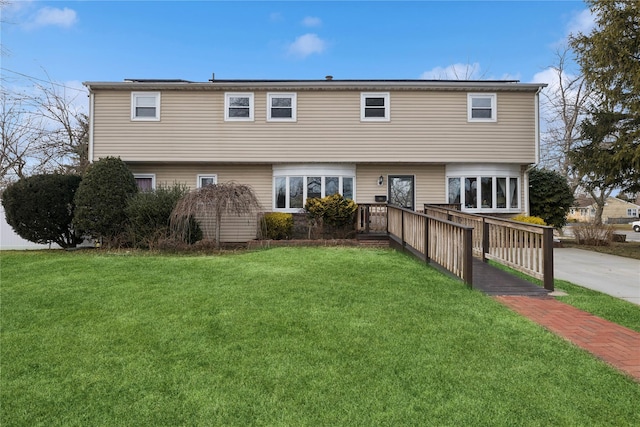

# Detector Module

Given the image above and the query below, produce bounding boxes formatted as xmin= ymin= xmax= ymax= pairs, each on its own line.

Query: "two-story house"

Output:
xmin=569 ymin=195 xmax=640 ymax=223
xmin=84 ymin=77 xmax=546 ymax=242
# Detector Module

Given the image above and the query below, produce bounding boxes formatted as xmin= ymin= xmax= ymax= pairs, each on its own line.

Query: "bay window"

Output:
xmin=446 ymin=164 xmax=521 ymax=212
xmin=273 ymin=164 xmax=356 ymax=211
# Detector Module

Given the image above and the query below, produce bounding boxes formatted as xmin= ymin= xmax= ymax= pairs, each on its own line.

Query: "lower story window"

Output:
xmin=134 ymin=174 xmax=155 ymax=191
xmin=448 ymin=176 xmax=519 ymax=211
xmin=274 ymin=175 xmax=355 ymax=210
xmin=197 ymin=174 xmax=218 ymax=188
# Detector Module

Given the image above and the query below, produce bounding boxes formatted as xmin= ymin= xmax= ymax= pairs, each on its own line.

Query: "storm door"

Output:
xmin=388 ymin=175 xmax=415 ymax=210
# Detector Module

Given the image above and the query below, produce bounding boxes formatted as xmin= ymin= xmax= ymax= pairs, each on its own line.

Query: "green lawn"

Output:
xmin=1 ymin=248 xmax=639 ymax=426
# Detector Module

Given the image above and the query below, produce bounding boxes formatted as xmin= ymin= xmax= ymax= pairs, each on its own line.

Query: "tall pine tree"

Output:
xmin=569 ymin=0 xmax=640 ymax=193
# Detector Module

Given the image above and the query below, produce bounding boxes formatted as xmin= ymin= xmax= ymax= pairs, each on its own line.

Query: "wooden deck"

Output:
xmin=471 ymin=259 xmax=550 ymax=296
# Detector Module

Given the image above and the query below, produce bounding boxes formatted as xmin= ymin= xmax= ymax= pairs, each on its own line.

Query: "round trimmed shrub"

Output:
xmin=529 ymin=168 xmax=574 ymax=229
xmin=260 ymin=212 xmax=294 ymax=240
xmin=2 ymin=173 xmax=83 ymax=248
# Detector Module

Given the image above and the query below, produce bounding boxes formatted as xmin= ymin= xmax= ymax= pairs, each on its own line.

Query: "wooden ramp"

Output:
xmin=472 ymin=259 xmax=550 ymax=296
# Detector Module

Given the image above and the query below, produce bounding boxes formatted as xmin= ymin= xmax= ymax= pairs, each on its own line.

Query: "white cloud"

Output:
xmin=532 ymin=68 xmax=559 ymax=86
xmin=302 ymin=16 xmax=322 ymax=27
xmin=26 ymin=7 xmax=78 ymax=29
xmin=287 ymin=33 xmax=327 ymax=58
xmin=420 ymin=63 xmax=483 ymax=80
xmin=269 ymin=12 xmax=284 ymax=22
xmin=566 ymin=8 xmax=596 ymax=37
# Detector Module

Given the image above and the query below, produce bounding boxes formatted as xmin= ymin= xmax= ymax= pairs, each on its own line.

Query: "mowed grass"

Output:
xmin=1 ymin=248 xmax=639 ymax=426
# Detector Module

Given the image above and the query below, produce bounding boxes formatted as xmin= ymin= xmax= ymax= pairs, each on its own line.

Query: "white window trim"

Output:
xmin=134 ymin=173 xmax=156 ymax=190
xmin=445 ymin=165 xmax=521 ymax=213
xmin=446 ymin=176 xmax=520 ymax=213
xmin=267 ymin=93 xmax=297 ymax=122
xmin=224 ymin=92 xmax=254 ymax=121
xmin=197 ymin=174 xmax=218 ymax=188
xmin=467 ymin=93 xmax=497 ymax=122
xmin=361 ymin=92 xmax=390 ymax=122
xmin=131 ymin=92 xmax=161 ymax=121
xmin=272 ymin=165 xmax=357 ymax=213
xmin=273 ymin=176 xmax=356 ymax=213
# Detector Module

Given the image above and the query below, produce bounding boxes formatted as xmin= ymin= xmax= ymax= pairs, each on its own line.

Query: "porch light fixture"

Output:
xmin=378 ymin=175 xmax=384 ymax=186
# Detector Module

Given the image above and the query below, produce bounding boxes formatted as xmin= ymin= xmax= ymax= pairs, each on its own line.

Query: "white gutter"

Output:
xmin=534 ymin=86 xmax=542 ymax=165
xmin=524 ymin=86 xmax=544 ymax=215
xmin=88 ymin=91 xmax=94 ymax=163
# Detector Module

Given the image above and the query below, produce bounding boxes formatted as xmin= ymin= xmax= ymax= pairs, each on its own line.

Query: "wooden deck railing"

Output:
xmin=357 ymin=204 xmax=388 ymax=234
xmin=358 ymin=203 xmax=554 ymax=291
xmin=387 ymin=205 xmax=473 ymax=286
xmin=424 ymin=204 xmax=554 ymax=291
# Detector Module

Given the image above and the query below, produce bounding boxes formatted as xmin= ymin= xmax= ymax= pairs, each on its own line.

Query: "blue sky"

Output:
xmin=2 ymin=0 xmax=593 ymax=98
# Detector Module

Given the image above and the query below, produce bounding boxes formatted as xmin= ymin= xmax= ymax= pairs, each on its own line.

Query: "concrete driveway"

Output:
xmin=554 ymin=248 xmax=640 ymax=305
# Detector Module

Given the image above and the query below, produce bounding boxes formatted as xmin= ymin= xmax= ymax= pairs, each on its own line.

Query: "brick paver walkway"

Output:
xmin=495 ymin=296 xmax=640 ymax=381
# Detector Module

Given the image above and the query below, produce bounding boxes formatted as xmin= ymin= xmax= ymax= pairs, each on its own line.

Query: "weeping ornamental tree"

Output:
xmin=170 ymin=182 xmax=262 ymax=248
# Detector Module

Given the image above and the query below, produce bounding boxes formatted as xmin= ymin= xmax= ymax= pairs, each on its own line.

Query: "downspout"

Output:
xmin=523 ymin=86 xmax=543 ymax=215
xmin=88 ymin=88 xmax=95 ymax=163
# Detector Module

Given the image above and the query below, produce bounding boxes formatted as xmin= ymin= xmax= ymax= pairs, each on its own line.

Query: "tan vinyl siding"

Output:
xmin=93 ymin=90 xmax=537 ymax=164
xmin=129 ymin=164 xmax=272 ymax=242
xmin=356 ymin=164 xmax=446 ymax=207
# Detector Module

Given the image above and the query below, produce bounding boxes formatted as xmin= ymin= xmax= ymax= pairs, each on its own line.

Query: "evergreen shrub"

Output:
xmin=125 ymin=183 xmax=200 ymax=248
xmin=510 ymin=215 xmax=547 ymax=226
xmin=2 ymin=173 xmax=83 ymax=248
xmin=73 ymin=157 xmax=137 ymax=244
xmin=529 ymin=168 xmax=574 ymax=228
xmin=304 ymin=194 xmax=358 ymax=227
xmin=260 ymin=212 xmax=294 ymax=240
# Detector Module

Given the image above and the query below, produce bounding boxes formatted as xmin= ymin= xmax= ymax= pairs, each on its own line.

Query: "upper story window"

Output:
xmin=467 ymin=93 xmax=497 ymax=122
xmin=197 ymin=174 xmax=218 ymax=188
xmin=267 ymin=93 xmax=297 ymax=122
xmin=131 ymin=92 xmax=160 ymax=121
xmin=361 ymin=92 xmax=390 ymax=121
xmin=225 ymin=93 xmax=254 ymax=121
xmin=134 ymin=174 xmax=155 ymax=191
xmin=627 ymin=208 xmax=638 ymax=217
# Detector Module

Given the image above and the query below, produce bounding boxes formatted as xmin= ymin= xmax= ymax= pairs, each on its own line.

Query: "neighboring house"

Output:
xmin=84 ymin=78 xmax=546 ymax=242
xmin=568 ymin=196 xmax=640 ymax=223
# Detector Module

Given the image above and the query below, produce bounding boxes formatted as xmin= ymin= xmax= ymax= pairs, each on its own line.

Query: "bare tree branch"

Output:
xmin=0 ymin=72 xmax=89 ymax=189
xmin=539 ymin=46 xmax=594 ymax=193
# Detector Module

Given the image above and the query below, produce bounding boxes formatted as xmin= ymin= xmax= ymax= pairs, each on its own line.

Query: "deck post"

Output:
xmin=464 ymin=227 xmax=473 ymax=288
xmin=364 ymin=205 xmax=370 ymax=234
xmin=384 ymin=204 xmax=389 ymax=237
xmin=401 ymin=209 xmax=406 ymax=251
xmin=482 ymin=217 xmax=489 ymax=262
xmin=424 ymin=217 xmax=430 ymax=263
xmin=543 ymin=227 xmax=554 ymax=291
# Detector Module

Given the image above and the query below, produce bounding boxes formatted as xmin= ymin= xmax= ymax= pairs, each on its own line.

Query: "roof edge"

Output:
xmin=84 ymin=79 xmax=547 ymax=92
